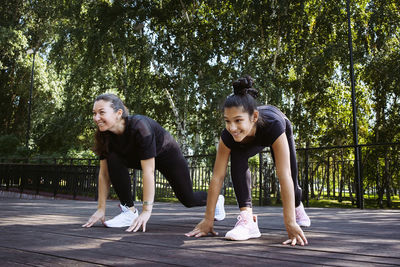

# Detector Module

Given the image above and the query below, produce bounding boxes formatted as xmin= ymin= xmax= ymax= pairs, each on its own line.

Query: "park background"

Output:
xmin=1 ymin=0 xmax=399 ymax=209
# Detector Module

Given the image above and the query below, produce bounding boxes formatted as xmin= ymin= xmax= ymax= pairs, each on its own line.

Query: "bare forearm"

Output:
xmin=97 ymin=175 xmax=110 ymax=210
xmin=279 ymin=174 xmax=296 ymax=225
xmin=204 ymin=176 xmax=224 ymax=221
xmin=142 ymin=171 xmax=155 ymax=212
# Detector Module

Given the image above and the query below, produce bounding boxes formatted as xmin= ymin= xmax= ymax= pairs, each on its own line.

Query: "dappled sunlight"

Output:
xmin=0 ymin=214 xmax=83 ymax=226
xmin=1 ymin=197 xmax=400 ymax=266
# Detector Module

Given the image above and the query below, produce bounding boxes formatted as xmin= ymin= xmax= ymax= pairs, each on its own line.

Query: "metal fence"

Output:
xmin=296 ymin=144 xmax=400 ymax=208
xmin=1 ymin=143 xmax=399 ymax=208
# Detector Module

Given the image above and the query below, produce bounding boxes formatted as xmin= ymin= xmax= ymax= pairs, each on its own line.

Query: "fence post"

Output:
xmin=35 ymin=165 xmax=40 ymax=195
xmin=95 ymin=166 xmax=99 ymax=201
xmin=73 ymin=166 xmax=77 ymax=200
xmin=305 ymin=146 xmax=309 ymax=207
xmin=346 ymin=0 xmax=363 ymax=209
xmin=258 ymin=152 xmax=263 ymax=206
xmin=53 ymin=165 xmax=58 ymax=198
xmin=19 ymin=165 xmax=25 ymax=195
xmin=6 ymin=164 xmax=10 ymax=190
xmin=132 ymin=170 xmax=137 ymax=202
xmin=354 ymin=145 xmax=363 ymax=208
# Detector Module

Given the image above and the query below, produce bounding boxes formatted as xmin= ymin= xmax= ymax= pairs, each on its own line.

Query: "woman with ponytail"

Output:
xmin=82 ymin=93 xmax=225 ymax=232
xmin=186 ymin=76 xmax=310 ymax=246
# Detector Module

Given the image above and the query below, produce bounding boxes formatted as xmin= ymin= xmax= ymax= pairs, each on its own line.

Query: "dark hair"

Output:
xmin=93 ymin=93 xmax=129 ymax=157
xmin=224 ymin=75 xmax=259 ymax=117
xmin=95 ymin=93 xmax=129 ymax=117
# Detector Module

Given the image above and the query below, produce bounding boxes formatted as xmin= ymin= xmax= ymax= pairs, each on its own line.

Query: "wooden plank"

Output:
xmin=1 ymin=196 xmax=399 ymax=267
xmin=0 ymin=247 xmax=105 ymax=266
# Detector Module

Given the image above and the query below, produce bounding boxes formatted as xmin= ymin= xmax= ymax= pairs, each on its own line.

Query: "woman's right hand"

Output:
xmin=185 ymin=218 xmax=218 ymax=238
xmin=82 ymin=209 xmax=105 ymax=228
xmin=282 ymin=221 xmax=308 ymax=246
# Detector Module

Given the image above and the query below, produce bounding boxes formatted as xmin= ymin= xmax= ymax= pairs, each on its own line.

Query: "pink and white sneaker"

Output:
xmin=296 ymin=202 xmax=311 ymax=227
xmin=225 ymin=210 xmax=261 ymax=241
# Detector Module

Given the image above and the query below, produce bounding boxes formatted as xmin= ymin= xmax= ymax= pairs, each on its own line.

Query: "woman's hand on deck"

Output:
xmin=185 ymin=218 xmax=218 ymax=237
xmin=82 ymin=209 xmax=105 ymax=227
xmin=283 ymin=222 xmax=308 ymax=246
xmin=126 ymin=210 xmax=152 ymax=232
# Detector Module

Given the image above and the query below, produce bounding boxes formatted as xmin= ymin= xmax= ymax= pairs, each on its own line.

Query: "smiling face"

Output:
xmin=92 ymin=100 xmax=123 ymax=133
xmin=224 ymin=106 xmax=258 ymax=142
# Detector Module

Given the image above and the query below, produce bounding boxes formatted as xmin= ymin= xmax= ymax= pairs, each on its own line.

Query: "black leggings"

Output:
xmin=231 ymin=120 xmax=302 ymax=208
xmin=106 ymin=142 xmax=207 ymax=208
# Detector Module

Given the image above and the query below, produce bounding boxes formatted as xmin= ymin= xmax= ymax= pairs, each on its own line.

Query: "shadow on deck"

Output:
xmin=0 ymin=194 xmax=399 ymax=266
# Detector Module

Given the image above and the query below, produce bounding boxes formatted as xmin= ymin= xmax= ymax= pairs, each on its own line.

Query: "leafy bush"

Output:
xmin=0 ymin=135 xmax=21 ymax=156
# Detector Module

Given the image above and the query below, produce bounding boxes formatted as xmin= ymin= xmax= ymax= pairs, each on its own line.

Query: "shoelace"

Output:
xmin=120 ymin=204 xmax=130 ymax=213
xmin=111 ymin=206 xmax=131 ymax=220
xmin=295 ymin=209 xmax=300 ymax=220
xmin=295 ymin=206 xmax=305 ymax=221
xmin=235 ymin=215 xmax=249 ymax=227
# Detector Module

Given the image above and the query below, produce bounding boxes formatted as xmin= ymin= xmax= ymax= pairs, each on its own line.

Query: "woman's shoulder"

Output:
xmin=124 ymin=115 xmax=150 ymax=133
xmin=126 ymin=115 xmax=166 ymax=135
xmin=258 ymin=105 xmax=287 ymax=121
xmin=127 ymin=114 xmax=147 ymax=121
xmin=255 ymin=106 xmax=287 ymax=144
xmin=258 ymin=104 xmax=281 ymax=113
xmin=126 ymin=114 xmax=153 ymax=126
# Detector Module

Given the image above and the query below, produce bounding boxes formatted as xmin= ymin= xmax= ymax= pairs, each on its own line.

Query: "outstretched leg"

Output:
xmin=156 ymin=141 xmax=207 ymax=208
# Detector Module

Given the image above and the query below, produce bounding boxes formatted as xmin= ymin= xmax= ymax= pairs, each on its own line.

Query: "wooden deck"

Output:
xmin=1 ymin=193 xmax=399 ymax=266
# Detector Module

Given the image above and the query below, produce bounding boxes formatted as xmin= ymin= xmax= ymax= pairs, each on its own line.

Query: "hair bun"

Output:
xmin=232 ymin=75 xmax=258 ymax=99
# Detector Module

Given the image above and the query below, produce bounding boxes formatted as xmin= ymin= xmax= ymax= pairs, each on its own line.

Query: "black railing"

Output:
xmin=1 ymin=144 xmax=399 ymax=208
xmin=295 ymin=143 xmax=400 ymax=208
xmin=0 ymin=163 xmax=98 ymax=200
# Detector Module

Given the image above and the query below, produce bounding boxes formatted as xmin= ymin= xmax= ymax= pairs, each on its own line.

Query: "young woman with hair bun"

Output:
xmin=186 ymin=76 xmax=310 ymax=246
xmin=82 ymin=93 xmax=225 ymax=232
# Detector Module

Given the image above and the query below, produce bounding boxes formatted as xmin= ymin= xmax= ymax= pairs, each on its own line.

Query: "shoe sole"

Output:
xmin=104 ymin=223 xmax=132 ymax=228
xmin=297 ymin=219 xmax=311 ymax=227
xmin=104 ymin=216 xmax=138 ymax=228
xmin=225 ymin=232 xmax=261 ymax=241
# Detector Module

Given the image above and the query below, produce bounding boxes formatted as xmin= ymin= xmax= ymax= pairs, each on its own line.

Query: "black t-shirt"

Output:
xmin=100 ymin=115 xmax=174 ymax=165
xmin=221 ymin=105 xmax=289 ymax=150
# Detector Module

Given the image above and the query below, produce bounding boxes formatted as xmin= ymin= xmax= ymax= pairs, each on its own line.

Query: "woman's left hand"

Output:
xmin=283 ymin=222 xmax=308 ymax=246
xmin=126 ymin=210 xmax=152 ymax=232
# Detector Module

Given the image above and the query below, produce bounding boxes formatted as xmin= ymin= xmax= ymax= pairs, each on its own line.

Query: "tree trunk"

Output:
xmin=333 ymin=156 xmax=336 ymax=198
xmin=164 ymin=88 xmax=189 ymax=155
xmin=384 ymin=154 xmax=392 ymax=208
xmin=377 ymin=161 xmax=383 ymax=208
xmin=327 ymin=157 xmax=330 ymax=198
xmin=338 ymin=151 xmax=344 ymax=202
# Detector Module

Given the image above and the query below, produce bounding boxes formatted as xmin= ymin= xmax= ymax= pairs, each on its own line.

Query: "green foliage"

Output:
xmin=0 ymin=0 xmax=399 ymax=164
xmin=0 ymin=135 xmax=20 ymax=155
xmin=66 ymin=148 xmax=96 ymax=159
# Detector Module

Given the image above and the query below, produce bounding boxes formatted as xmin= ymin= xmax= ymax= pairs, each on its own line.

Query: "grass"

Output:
xmin=250 ymin=196 xmax=400 ymax=209
xmin=136 ymin=193 xmax=399 ymax=209
xmin=11 ymin=187 xmax=396 ymax=210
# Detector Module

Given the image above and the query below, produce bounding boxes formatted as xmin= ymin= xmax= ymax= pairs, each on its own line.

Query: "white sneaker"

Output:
xmin=225 ymin=210 xmax=261 ymax=241
xmin=104 ymin=204 xmax=139 ymax=228
xmin=214 ymin=195 xmax=226 ymax=221
xmin=296 ymin=202 xmax=311 ymax=227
